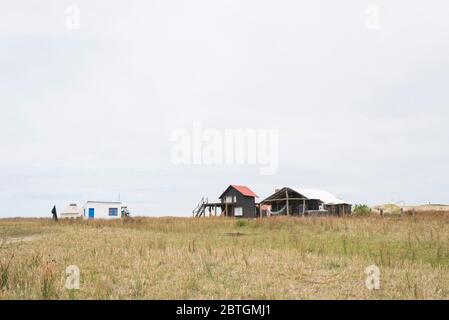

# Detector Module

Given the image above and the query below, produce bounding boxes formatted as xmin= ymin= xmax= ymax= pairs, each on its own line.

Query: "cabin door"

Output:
xmin=88 ymin=208 xmax=95 ymax=219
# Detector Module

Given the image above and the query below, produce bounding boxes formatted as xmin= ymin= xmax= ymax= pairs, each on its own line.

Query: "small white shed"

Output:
xmin=82 ymin=201 xmax=123 ymax=219
xmin=60 ymin=204 xmax=82 ymax=219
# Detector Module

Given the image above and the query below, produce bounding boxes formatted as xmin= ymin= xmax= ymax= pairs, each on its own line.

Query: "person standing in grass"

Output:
xmin=51 ymin=205 xmax=58 ymax=221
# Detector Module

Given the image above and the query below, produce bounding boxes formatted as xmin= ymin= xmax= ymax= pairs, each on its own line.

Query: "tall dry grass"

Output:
xmin=0 ymin=212 xmax=448 ymax=299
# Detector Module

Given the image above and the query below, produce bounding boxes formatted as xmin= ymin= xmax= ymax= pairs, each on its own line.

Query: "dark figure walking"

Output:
xmin=51 ymin=205 xmax=58 ymax=221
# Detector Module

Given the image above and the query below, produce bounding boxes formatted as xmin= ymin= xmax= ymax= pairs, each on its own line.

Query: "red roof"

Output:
xmin=220 ymin=185 xmax=258 ymax=198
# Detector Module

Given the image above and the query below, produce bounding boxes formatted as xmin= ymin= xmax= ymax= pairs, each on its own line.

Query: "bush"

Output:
xmin=235 ymin=219 xmax=248 ymax=227
xmin=352 ymin=204 xmax=372 ymax=215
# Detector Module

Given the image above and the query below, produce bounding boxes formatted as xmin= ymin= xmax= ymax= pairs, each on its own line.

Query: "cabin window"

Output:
xmin=109 ymin=208 xmax=118 ymax=216
xmin=225 ymin=196 xmax=234 ymax=203
xmin=234 ymin=207 xmax=243 ymax=216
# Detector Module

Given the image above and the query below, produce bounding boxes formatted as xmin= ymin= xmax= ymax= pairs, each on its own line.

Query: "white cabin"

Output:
xmin=82 ymin=201 xmax=123 ymax=219
xmin=60 ymin=203 xmax=82 ymax=219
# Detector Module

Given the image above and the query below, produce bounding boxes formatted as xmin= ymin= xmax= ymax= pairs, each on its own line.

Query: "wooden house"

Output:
xmin=193 ymin=185 xmax=258 ymax=218
xmin=193 ymin=185 xmax=350 ymax=218
xmin=219 ymin=185 xmax=258 ymax=218
xmin=260 ymin=187 xmax=351 ymax=216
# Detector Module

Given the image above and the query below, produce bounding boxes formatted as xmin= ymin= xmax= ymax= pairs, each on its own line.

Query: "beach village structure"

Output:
xmin=60 ymin=185 xmax=350 ymax=219
xmin=59 ymin=201 xmax=130 ymax=219
xmin=193 ymin=185 xmax=352 ymax=218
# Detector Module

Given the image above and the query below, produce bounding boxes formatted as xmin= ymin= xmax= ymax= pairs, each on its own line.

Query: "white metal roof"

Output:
xmin=292 ymin=187 xmax=351 ymax=205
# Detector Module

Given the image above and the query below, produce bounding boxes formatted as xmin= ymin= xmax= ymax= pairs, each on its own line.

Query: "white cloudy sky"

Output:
xmin=1 ymin=1 xmax=448 ymax=217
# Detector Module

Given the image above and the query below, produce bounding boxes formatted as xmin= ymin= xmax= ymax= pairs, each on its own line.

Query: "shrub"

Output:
xmin=352 ymin=204 xmax=372 ymax=215
xmin=235 ymin=219 xmax=248 ymax=227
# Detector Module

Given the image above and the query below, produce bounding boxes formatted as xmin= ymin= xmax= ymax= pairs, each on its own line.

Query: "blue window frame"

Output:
xmin=109 ymin=208 xmax=118 ymax=216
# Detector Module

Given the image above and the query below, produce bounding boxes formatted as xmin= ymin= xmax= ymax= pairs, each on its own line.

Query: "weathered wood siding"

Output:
xmin=220 ymin=187 xmax=256 ymax=218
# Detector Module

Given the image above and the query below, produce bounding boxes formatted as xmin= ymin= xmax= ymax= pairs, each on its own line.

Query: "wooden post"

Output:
xmin=302 ymin=199 xmax=306 ymax=216
xmin=285 ymin=189 xmax=289 ymax=216
xmin=380 ymin=209 xmax=384 ymax=217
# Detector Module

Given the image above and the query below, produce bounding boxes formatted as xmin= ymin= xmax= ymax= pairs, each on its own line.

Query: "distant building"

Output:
xmin=219 ymin=185 xmax=258 ymax=218
xmin=193 ymin=185 xmax=258 ymax=218
xmin=60 ymin=203 xmax=82 ymax=219
xmin=82 ymin=201 xmax=123 ymax=219
xmin=193 ymin=185 xmax=350 ymax=218
xmin=260 ymin=187 xmax=351 ymax=216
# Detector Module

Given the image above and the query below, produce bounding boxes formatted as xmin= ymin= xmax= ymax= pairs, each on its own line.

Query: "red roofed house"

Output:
xmin=218 ymin=185 xmax=258 ymax=218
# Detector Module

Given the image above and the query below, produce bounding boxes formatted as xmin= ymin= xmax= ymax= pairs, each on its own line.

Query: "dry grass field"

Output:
xmin=1 ymin=213 xmax=449 ymax=300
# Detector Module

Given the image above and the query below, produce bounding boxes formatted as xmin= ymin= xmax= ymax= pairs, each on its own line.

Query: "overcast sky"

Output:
xmin=1 ymin=1 xmax=448 ymax=217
